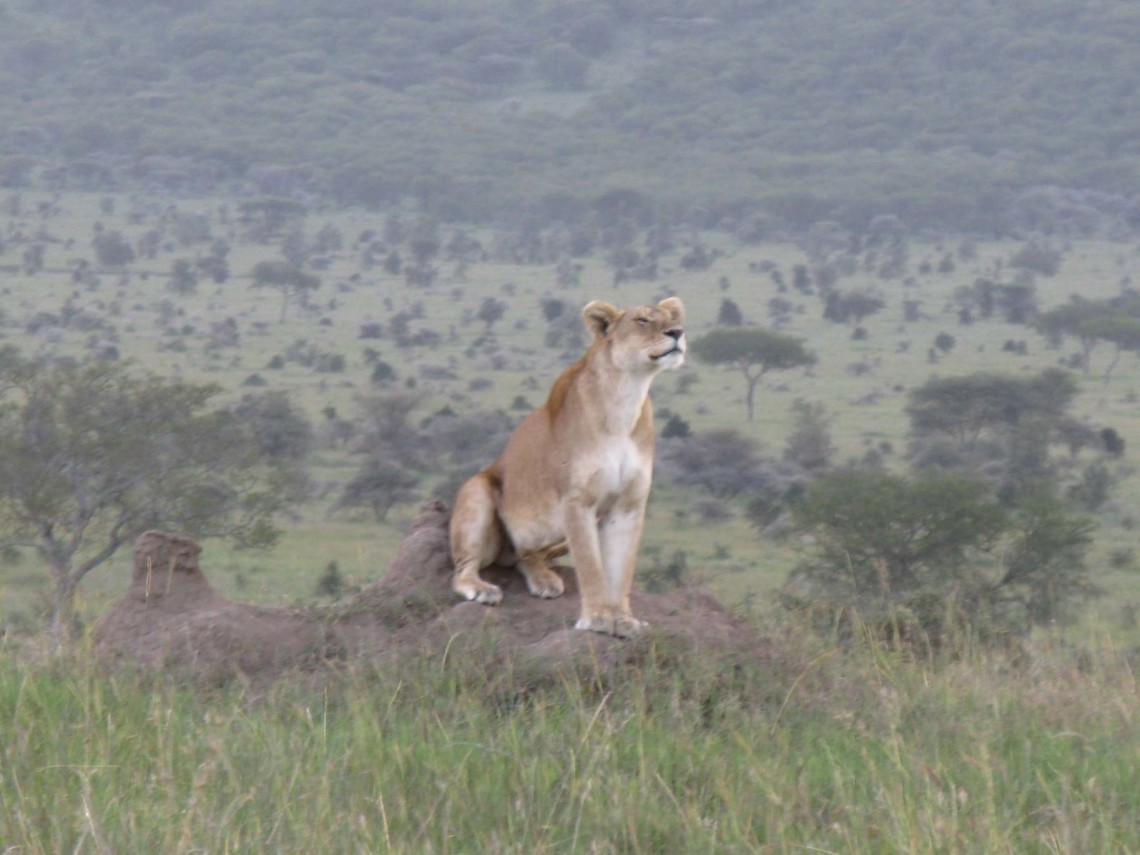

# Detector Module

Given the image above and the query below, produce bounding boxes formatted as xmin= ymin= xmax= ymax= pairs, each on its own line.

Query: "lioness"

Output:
xmin=450 ymin=297 xmax=685 ymax=637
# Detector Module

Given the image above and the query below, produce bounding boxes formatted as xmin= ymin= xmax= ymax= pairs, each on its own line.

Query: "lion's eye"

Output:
xmin=636 ymin=317 xmax=650 ymax=325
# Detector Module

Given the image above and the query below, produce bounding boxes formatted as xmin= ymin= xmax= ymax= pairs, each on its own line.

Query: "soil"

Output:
xmin=91 ymin=502 xmax=771 ymax=687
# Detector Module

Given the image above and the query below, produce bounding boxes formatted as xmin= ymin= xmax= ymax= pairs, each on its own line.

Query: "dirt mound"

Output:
xmin=92 ymin=506 xmax=770 ymax=686
xmin=92 ymin=531 xmax=341 ymax=684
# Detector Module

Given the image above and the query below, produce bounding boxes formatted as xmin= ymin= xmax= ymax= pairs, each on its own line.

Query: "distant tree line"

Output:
xmin=4 ymin=0 xmax=1140 ymax=233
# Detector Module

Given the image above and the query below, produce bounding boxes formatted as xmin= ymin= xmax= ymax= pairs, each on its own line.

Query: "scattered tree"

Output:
xmin=664 ymin=428 xmax=763 ymax=498
xmin=238 ymin=197 xmax=306 ymax=240
xmin=783 ymin=399 xmax=834 ymax=471
xmin=823 ymin=289 xmax=885 ymax=326
xmin=92 ymin=229 xmax=135 ymax=268
xmin=784 ymin=471 xmax=1094 ymax=647
xmin=22 ymin=244 xmax=45 ymax=276
xmin=476 ymin=297 xmax=508 ymax=332
xmin=691 ymin=328 xmax=816 ymax=421
xmin=540 ymin=296 xmax=566 ymax=322
xmin=251 ymin=259 xmax=321 ymax=321
xmin=0 ymin=348 xmax=306 ymax=641
xmin=907 ymin=369 xmax=1078 ymax=448
xmin=168 ymin=258 xmax=198 ymax=296
xmin=315 ymin=560 xmax=345 ymax=598
xmin=407 ymin=216 xmax=441 ymax=266
xmin=997 ymin=492 xmax=1097 ymax=626
xmin=332 ymin=459 xmax=420 ymax=521
xmin=717 ymin=298 xmax=744 ymax=326
xmin=1074 ymin=315 xmax=1140 ymax=386
xmin=1010 ymin=242 xmax=1062 ymax=277
xmin=660 ymin=413 xmax=691 ymax=439
xmin=792 ymin=471 xmax=1006 ymax=596
xmin=1034 ymin=296 xmax=1113 ymax=371
xmin=351 ymin=392 xmax=425 ymax=459
xmin=231 ymin=391 xmax=314 ymax=460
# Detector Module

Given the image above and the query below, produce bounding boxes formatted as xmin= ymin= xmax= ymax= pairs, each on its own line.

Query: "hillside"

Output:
xmin=3 ymin=0 xmax=1140 ymax=232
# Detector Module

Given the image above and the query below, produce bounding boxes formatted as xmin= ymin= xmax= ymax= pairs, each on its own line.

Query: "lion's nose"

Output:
xmin=664 ymin=327 xmax=684 ymax=341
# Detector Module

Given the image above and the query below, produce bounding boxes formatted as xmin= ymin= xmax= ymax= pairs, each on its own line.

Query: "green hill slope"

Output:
xmin=3 ymin=0 xmax=1140 ymax=232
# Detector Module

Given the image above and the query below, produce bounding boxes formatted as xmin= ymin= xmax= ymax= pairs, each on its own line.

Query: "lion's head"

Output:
xmin=582 ymin=297 xmax=686 ymax=374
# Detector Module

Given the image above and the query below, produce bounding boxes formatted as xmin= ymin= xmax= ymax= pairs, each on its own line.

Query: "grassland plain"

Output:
xmin=3 ymin=192 xmax=1140 ymax=634
xmin=2 ymin=192 xmax=1140 ymax=851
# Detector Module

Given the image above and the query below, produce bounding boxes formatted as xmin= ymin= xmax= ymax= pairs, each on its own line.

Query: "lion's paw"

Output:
xmin=454 ymin=577 xmax=503 ymax=606
xmin=612 ymin=615 xmax=648 ymax=639
xmin=575 ymin=614 xmax=611 ymax=634
xmin=523 ymin=567 xmax=565 ymax=599
xmin=575 ymin=612 xmax=647 ymax=638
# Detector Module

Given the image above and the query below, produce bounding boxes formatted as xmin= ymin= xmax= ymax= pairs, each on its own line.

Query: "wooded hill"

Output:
xmin=3 ymin=0 xmax=1140 ymax=233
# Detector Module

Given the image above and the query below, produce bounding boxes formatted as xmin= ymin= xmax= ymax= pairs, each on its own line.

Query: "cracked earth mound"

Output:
xmin=92 ymin=502 xmax=771 ymax=686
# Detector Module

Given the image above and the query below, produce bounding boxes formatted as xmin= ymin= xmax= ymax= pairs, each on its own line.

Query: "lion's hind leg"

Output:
xmin=518 ymin=545 xmax=566 ymax=599
xmin=450 ymin=473 xmax=506 ymax=605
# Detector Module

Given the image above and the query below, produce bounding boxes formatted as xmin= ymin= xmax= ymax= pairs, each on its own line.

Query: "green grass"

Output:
xmin=2 ymin=627 xmax=1137 ymax=852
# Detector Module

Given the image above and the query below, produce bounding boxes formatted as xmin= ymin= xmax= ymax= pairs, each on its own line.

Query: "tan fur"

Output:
xmin=450 ymin=298 xmax=686 ymax=637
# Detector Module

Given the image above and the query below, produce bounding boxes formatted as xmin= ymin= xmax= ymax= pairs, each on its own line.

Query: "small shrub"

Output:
xmin=1109 ymin=547 xmax=1135 ymax=569
xmin=315 ymin=561 xmax=344 ymax=598
xmin=1068 ymin=461 xmax=1113 ymax=510
xmin=661 ymin=413 xmax=691 ymax=439
xmin=370 ymin=361 xmax=397 ymax=386
xmin=717 ymin=298 xmax=743 ymax=326
xmin=693 ymin=498 xmax=732 ymax=524
xmin=1011 ymin=242 xmax=1062 ymax=277
xmin=640 ymin=549 xmax=689 ymax=593
xmin=314 ymin=353 xmax=346 ymax=373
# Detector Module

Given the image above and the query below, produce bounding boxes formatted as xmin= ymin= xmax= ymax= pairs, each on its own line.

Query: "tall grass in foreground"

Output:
xmin=1 ymin=630 xmax=1137 ymax=853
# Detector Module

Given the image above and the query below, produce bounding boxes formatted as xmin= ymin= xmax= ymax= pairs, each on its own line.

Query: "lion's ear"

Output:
xmin=582 ymin=300 xmax=622 ymax=340
xmin=657 ymin=297 xmax=685 ymax=325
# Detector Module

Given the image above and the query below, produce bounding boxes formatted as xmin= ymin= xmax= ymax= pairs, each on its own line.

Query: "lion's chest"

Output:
xmin=573 ymin=437 xmax=650 ymax=511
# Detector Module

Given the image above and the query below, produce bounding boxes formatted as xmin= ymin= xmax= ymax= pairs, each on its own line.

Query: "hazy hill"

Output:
xmin=3 ymin=0 xmax=1140 ymax=233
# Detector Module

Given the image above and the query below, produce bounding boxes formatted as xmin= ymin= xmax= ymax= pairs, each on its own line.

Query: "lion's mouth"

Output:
xmin=652 ymin=345 xmax=684 ymax=360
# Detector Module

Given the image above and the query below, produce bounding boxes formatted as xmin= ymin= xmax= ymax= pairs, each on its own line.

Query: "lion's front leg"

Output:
xmin=597 ymin=505 xmax=648 ymax=638
xmin=563 ymin=501 xmax=612 ymax=633
xmin=565 ymin=501 xmax=646 ymax=638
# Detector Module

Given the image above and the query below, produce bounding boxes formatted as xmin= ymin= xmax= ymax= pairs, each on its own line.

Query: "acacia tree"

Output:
xmin=476 ymin=297 xmax=508 ymax=332
xmin=906 ymin=368 xmax=1081 ymax=500
xmin=92 ymin=229 xmax=135 ymax=268
xmin=906 ymin=368 xmax=1077 ymax=448
xmin=664 ymin=428 xmax=764 ymax=498
xmin=788 ymin=470 xmax=1096 ymax=639
xmin=251 ymin=259 xmax=321 ymax=321
xmin=0 ymin=349 xmax=307 ymax=641
xmin=791 ymin=470 xmax=1007 ymax=603
xmin=238 ymin=197 xmax=305 ymax=240
xmin=1035 ymin=297 xmax=1116 ymax=372
xmin=1076 ymin=315 xmax=1140 ymax=387
xmin=823 ymin=289 xmax=885 ymax=325
xmin=331 ymin=458 xmax=420 ymax=521
xmin=168 ymin=258 xmax=198 ymax=296
xmin=691 ymin=327 xmax=815 ymax=420
xmin=783 ymin=398 xmax=835 ymax=471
